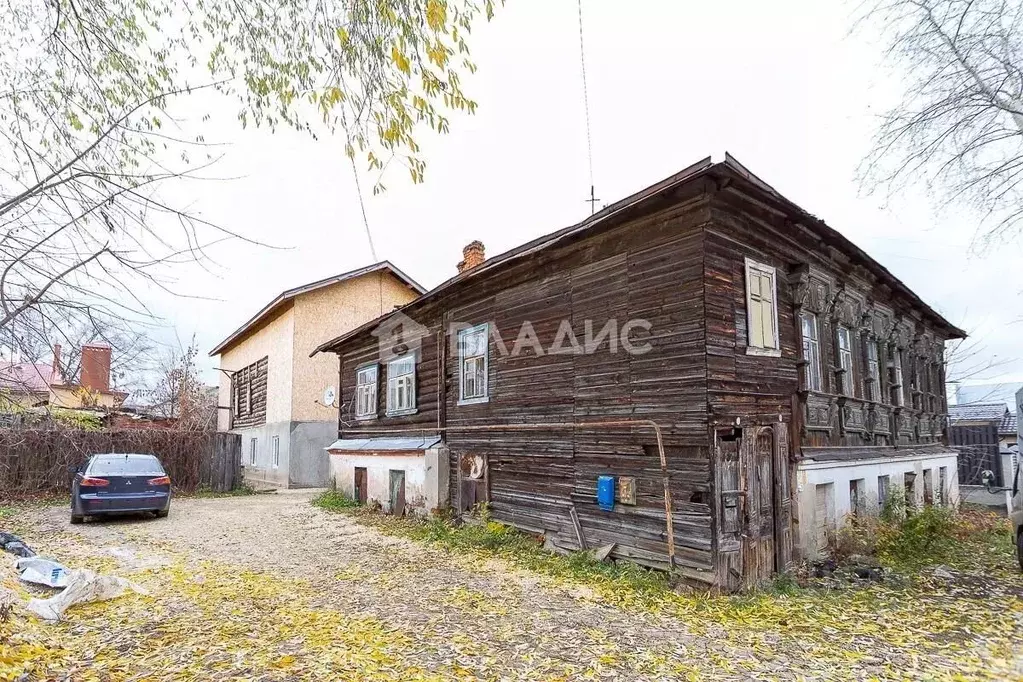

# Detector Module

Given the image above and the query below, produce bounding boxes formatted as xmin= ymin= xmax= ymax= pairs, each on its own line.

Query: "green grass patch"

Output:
xmin=311 ymin=488 xmax=361 ymax=511
xmin=0 ymin=506 xmax=13 ymax=521
xmin=187 ymin=484 xmax=260 ymax=499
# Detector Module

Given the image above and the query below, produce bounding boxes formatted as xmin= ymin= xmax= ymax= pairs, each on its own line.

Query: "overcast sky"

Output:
xmin=139 ymin=0 xmax=1021 ymax=393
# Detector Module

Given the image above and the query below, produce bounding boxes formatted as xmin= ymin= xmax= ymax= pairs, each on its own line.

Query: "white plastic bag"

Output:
xmin=15 ymin=557 xmax=69 ymax=588
xmin=26 ymin=568 xmax=145 ymax=621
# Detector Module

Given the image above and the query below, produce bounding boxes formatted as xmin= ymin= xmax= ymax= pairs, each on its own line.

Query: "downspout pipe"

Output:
xmin=343 ymin=419 xmax=676 ymax=569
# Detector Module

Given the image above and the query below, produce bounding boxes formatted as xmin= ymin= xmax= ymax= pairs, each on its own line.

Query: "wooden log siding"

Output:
xmin=231 ymin=357 xmax=268 ymax=429
xmin=326 ymin=160 xmax=962 ymax=589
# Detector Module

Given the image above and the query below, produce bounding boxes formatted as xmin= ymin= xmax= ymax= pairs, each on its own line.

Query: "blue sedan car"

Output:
xmin=70 ymin=453 xmax=171 ymax=524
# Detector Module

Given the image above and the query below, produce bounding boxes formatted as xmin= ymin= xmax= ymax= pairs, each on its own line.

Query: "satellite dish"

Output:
xmin=322 ymin=386 xmax=336 ymax=407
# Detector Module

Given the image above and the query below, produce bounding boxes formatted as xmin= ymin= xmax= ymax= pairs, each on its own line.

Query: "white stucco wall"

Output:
xmin=327 ymin=447 xmax=449 ymax=515
xmin=796 ymin=451 xmax=960 ymax=558
xmin=329 ymin=452 xmax=427 ymax=513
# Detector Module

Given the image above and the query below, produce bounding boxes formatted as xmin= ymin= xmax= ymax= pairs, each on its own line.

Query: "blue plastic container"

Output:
xmin=596 ymin=475 xmax=615 ymax=511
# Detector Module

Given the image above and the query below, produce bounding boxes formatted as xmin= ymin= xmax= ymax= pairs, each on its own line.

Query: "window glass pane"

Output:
xmin=88 ymin=455 xmax=164 ymax=476
xmin=390 ymin=356 xmax=414 ymax=376
xmin=462 ymin=329 xmax=486 ymax=357
xmin=801 ymin=314 xmax=815 ymax=340
xmin=357 ymin=366 xmax=377 ymax=385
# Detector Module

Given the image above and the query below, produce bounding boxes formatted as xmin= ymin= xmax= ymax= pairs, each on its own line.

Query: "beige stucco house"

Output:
xmin=209 ymin=262 xmax=424 ymax=487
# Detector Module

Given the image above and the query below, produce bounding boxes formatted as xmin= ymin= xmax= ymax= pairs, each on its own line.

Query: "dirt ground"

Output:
xmin=2 ymin=492 xmax=1022 ymax=681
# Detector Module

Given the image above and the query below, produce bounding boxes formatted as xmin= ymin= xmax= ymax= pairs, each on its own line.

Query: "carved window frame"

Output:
xmin=800 ymin=312 xmax=822 ymax=391
xmin=836 ymin=326 xmax=854 ymax=396
xmin=866 ymin=339 xmax=881 ymax=402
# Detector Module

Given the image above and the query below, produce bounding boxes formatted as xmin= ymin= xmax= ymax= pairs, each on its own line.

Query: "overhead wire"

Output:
xmin=348 ymin=153 xmax=378 ymax=262
xmin=576 ymin=0 xmax=598 ymax=214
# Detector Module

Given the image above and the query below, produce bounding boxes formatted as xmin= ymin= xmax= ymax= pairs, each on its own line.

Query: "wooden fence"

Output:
xmin=949 ymin=423 xmax=1001 ymax=486
xmin=0 ymin=429 xmax=241 ymax=497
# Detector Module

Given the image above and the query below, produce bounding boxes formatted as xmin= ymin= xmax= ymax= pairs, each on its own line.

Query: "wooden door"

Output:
xmin=457 ymin=453 xmax=489 ymax=513
xmin=354 ymin=467 xmax=368 ymax=505
xmin=773 ymin=426 xmax=793 ymax=571
xmin=389 ymin=470 xmax=406 ymax=516
xmin=716 ymin=430 xmax=744 ymax=591
xmin=741 ymin=426 xmax=776 ymax=585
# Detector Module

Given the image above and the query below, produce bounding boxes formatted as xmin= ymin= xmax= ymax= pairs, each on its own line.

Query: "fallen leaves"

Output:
xmin=1 ymin=496 xmax=1021 ymax=681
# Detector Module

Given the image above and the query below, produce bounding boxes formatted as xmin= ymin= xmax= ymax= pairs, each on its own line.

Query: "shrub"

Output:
xmin=828 ymin=501 xmax=1013 ymax=572
xmin=831 ymin=515 xmax=882 ymax=562
xmin=877 ymin=504 xmax=956 ymax=568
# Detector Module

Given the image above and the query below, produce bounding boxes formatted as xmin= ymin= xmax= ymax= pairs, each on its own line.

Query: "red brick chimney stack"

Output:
xmin=457 ymin=241 xmax=485 ymax=274
xmin=80 ymin=344 xmax=111 ymax=394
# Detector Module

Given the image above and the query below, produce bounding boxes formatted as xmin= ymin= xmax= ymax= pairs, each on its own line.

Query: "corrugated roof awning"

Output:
xmin=325 ymin=436 xmax=441 ymax=452
xmin=800 ymin=444 xmax=957 ymax=463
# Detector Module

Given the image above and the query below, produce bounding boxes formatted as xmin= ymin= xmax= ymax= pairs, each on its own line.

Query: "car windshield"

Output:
xmin=87 ymin=455 xmax=165 ymax=476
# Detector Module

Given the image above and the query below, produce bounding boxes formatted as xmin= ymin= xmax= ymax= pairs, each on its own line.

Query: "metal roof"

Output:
xmin=209 ymin=261 xmax=426 ymax=357
xmin=312 ymin=153 xmax=966 ymax=357
xmin=800 ymin=443 xmax=956 ymax=463
xmin=324 ymin=435 xmax=441 ymax=452
xmin=0 ymin=362 xmax=55 ymax=393
xmin=948 ymin=402 xmax=1008 ymax=423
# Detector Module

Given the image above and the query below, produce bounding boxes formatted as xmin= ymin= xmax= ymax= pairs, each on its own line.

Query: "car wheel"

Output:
xmin=155 ymin=509 xmax=169 ymax=518
xmin=70 ymin=513 xmax=84 ymax=525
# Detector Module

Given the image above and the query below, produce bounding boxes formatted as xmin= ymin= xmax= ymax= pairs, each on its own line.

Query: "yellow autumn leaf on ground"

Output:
xmin=0 ymin=493 xmax=1020 ymax=681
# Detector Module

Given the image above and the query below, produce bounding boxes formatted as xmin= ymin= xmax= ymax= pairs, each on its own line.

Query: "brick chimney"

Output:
xmin=457 ymin=241 xmax=485 ymax=274
xmin=80 ymin=344 xmax=111 ymax=394
xmin=50 ymin=344 xmax=62 ymax=384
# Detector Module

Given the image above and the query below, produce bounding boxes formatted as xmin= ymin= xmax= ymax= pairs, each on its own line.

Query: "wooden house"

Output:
xmin=314 ymin=155 xmax=965 ymax=590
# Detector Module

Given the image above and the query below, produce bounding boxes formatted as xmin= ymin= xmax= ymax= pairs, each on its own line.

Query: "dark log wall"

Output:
xmin=338 ymin=308 xmax=445 ymax=435
xmin=705 ymin=184 xmax=954 ymax=582
xmin=330 ymin=170 xmax=958 ymax=589
xmin=338 ymin=186 xmax=717 ymax=583
xmin=231 ymin=357 xmax=268 ymax=430
xmin=707 ymin=185 xmax=952 ymax=453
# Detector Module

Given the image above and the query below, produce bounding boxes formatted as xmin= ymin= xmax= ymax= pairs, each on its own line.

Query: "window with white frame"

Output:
xmin=355 ymin=365 xmax=378 ymax=419
xmin=458 ymin=324 xmax=489 ymax=404
xmin=800 ymin=312 xmax=822 ymax=391
xmin=892 ymin=348 xmax=905 ymax=406
xmin=271 ymin=436 xmax=280 ymax=468
xmin=866 ymin=340 xmax=881 ymax=402
xmin=837 ymin=326 xmax=853 ymax=396
xmin=744 ymin=258 xmax=780 ymax=355
xmin=249 ymin=437 xmax=257 ymax=465
xmin=386 ymin=354 xmax=416 ymax=415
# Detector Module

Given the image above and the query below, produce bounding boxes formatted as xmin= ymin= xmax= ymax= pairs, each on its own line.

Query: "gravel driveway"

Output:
xmin=4 ymin=491 xmax=1021 ymax=681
